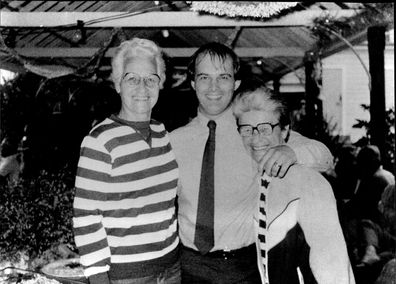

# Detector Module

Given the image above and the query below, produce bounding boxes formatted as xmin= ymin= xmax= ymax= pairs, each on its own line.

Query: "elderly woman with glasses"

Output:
xmin=232 ymin=80 xmax=355 ymax=284
xmin=73 ymin=38 xmax=180 ymax=284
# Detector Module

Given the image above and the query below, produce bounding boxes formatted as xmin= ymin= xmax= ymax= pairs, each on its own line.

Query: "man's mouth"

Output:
xmin=133 ymin=96 xmax=150 ymax=101
xmin=206 ymin=94 xmax=222 ymax=100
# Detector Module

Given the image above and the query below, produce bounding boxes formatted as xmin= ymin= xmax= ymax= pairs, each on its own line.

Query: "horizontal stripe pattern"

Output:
xmin=102 ymin=207 xmax=176 ymax=227
xmin=109 ymin=221 xmax=178 ymax=248
xmin=74 ymin=190 xmax=176 ymax=212
xmin=75 ymin=168 xmax=178 ymax=193
xmin=73 ymin=118 xmax=179 ymax=279
xmin=113 ymin=146 xmax=174 ymax=174
xmin=74 ymin=179 xmax=178 ymax=202
xmin=107 ymin=212 xmax=177 ymax=236
xmin=112 ymin=237 xmax=179 ymax=263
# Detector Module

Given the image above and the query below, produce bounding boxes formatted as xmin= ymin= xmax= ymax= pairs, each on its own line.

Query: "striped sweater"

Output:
xmin=73 ymin=115 xmax=179 ymax=283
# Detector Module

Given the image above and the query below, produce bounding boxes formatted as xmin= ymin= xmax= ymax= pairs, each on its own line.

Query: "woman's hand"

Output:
xmin=258 ymin=145 xmax=297 ymax=178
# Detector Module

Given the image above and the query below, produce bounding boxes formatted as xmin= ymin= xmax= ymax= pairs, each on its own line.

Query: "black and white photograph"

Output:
xmin=0 ymin=2 xmax=394 ymax=284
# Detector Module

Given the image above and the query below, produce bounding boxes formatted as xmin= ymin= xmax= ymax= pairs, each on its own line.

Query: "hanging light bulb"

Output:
xmin=256 ymin=59 xmax=263 ymax=66
xmin=162 ymin=29 xmax=169 ymax=38
xmin=72 ymin=30 xmax=83 ymax=43
xmin=72 ymin=20 xmax=86 ymax=44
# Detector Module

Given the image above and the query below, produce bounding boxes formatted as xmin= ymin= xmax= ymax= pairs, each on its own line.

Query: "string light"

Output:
xmin=161 ymin=29 xmax=169 ymax=38
xmin=72 ymin=20 xmax=86 ymax=44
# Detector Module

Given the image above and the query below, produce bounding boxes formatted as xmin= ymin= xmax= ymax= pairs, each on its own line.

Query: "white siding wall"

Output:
xmin=277 ymin=43 xmax=394 ymax=144
xmin=322 ymin=45 xmax=394 ymax=142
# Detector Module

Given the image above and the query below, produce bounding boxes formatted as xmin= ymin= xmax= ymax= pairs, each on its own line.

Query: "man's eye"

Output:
xmin=197 ymin=75 xmax=209 ymax=81
xmin=220 ymin=74 xmax=231 ymax=80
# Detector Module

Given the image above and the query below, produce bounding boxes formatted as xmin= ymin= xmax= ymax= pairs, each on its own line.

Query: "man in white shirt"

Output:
xmin=170 ymin=42 xmax=333 ymax=283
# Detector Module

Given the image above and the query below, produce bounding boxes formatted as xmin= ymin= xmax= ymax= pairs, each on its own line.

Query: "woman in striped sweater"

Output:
xmin=73 ymin=38 xmax=180 ymax=284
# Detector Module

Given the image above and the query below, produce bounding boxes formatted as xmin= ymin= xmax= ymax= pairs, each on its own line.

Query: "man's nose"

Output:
xmin=209 ymin=78 xmax=218 ymax=90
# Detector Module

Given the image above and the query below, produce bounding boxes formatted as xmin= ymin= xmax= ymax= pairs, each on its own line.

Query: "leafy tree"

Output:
xmin=353 ymin=104 xmax=395 ymax=172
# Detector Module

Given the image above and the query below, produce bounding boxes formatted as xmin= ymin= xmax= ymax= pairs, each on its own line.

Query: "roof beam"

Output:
xmin=1 ymin=47 xmax=305 ymax=58
xmin=0 ymin=10 xmax=360 ymax=28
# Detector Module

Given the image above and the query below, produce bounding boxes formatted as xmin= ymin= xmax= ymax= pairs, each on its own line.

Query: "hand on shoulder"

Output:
xmin=258 ymin=145 xmax=297 ymax=178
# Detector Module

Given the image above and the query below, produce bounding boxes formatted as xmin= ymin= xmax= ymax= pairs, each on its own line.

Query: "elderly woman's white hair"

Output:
xmin=111 ymin=38 xmax=166 ymax=91
xmin=232 ymin=80 xmax=291 ymax=129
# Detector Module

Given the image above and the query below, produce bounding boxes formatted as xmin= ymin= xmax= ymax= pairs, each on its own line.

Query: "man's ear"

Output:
xmin=234 ymin=80 xmax=241 ymax=91
xmin=281 ymin=125 xmax=290 ymax=141
xmin=191 ymin=80 xmax=196 ymax=90
xmin=115 ymin=82 xmax=121 ymax=93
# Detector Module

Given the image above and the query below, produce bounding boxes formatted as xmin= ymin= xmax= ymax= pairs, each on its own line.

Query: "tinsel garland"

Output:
xmin=0 ymin=28 xmax=120 ymax=80
xmin=188 ymin=1 xmax=298 ymax=18
xmin=0 ymin=32 xmax=76 ymax=79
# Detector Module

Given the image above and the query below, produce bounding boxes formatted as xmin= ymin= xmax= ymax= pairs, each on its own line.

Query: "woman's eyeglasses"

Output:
xmin=123 ymin=73 xmax=160 ymax=88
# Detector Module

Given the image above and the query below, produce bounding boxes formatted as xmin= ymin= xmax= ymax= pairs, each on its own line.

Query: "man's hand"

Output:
xmin=258 ymin=145 xmax=297 ymax=178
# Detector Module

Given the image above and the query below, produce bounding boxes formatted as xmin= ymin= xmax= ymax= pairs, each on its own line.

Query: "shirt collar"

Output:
xmin=197 ymin=107 xmax=237 ymax=129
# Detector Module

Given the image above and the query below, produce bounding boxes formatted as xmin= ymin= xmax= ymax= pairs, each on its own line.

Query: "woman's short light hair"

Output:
xmin=232 ymin=80 xmax=290 ymax=128
xmin=111 ymin=37 xmax=166 ymax=90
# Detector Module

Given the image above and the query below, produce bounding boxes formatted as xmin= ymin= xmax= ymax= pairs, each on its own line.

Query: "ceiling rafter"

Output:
xmin=0 ymin=10 xmax=360 ymax=28
xmin=0 ymin=1 xmax=19 ymax=12
xmin=0 ymin=2 xmax=385 ymax=82
xmin=0 ymin=47 xmax=306 ymax=58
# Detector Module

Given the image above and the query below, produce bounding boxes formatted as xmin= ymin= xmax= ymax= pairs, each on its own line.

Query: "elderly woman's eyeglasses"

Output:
xmin=237 ymin=122 xmax=280 ymax=137
xmin=123 ymin=73 xmax=160 ymax=88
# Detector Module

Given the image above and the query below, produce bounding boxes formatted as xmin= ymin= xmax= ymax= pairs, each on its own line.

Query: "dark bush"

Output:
xmin=0 ymin=168 xmax=76 ymax=262
xmin=353 ymin=104 xmax=395 ymax=172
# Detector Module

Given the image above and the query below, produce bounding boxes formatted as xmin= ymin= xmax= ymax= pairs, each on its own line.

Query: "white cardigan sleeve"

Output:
xmin=297 ymin=168 xmax=355 ymax=284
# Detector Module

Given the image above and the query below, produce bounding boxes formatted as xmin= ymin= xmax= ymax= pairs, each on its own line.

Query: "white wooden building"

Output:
xmin=274 ymin=29 xmax=394 ymax=143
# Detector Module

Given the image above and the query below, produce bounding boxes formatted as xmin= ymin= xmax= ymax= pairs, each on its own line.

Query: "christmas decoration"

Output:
xmin=188 ymin=1 xmax=298 ymax=19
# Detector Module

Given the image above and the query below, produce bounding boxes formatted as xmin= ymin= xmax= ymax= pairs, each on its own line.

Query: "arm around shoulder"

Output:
xmin=287 ymin=130 xmax=333 ymax=172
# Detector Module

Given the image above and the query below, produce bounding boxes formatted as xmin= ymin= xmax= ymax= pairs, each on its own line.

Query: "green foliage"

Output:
xmin=353 ymin=104 xmax=395 ymax=171
xmin=0 ymin=73 xmax=42 ymax=142
xmin=0 ymin=169 xmax=76 ymax=262
xmin=311 ymin=3 xmax=394 ymax=48
xmin=1 ymin=73 xmax=119 ymax=174
xmin=352 ymin=104 xmax=371 ymax=131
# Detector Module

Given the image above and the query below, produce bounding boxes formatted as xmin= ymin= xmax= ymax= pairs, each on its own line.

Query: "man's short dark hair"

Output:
xmin=187 ymin=42 xmax=240 ymax=81
xmin=357 ymin=145 xmax=382 ymax=174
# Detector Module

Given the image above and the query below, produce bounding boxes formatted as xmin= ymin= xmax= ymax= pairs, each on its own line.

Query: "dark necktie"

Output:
xmin=194 ymin=120 xmax=216 ymax=254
